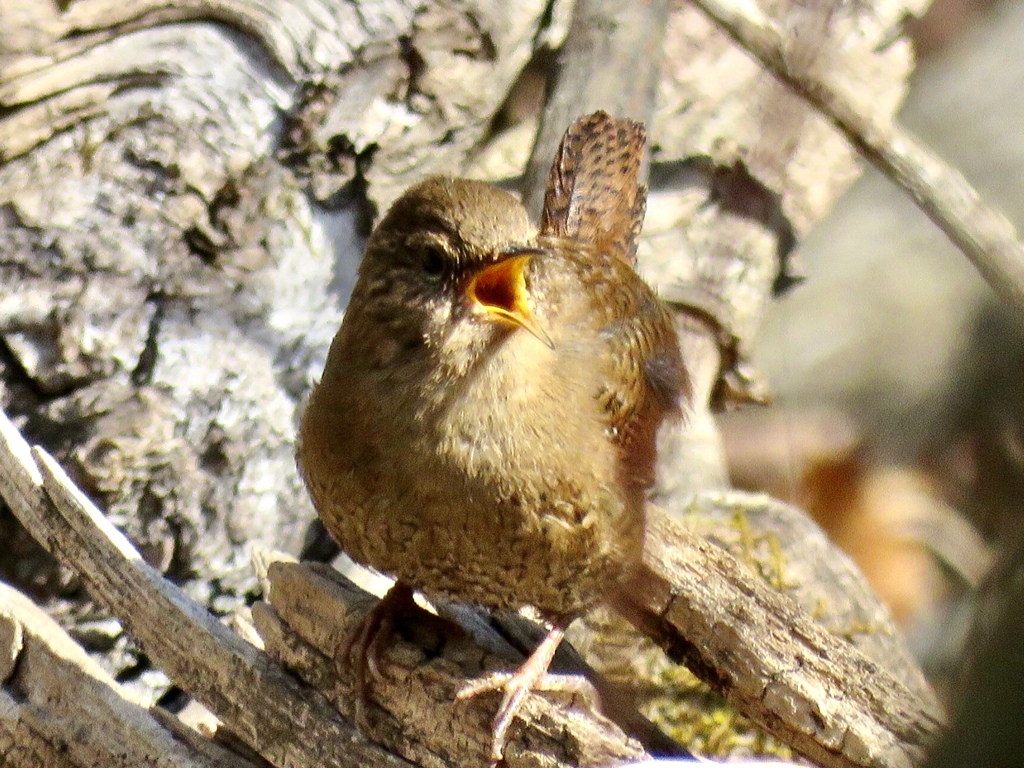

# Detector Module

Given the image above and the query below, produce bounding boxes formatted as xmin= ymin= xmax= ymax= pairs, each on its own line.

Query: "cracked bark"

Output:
xmin=0 ymin=580 xmax=254 ymax=768
xmin=0 ymin=409 xmax=644 ymax=767
xmin=0 ymin=407 xmax=943 ymax=767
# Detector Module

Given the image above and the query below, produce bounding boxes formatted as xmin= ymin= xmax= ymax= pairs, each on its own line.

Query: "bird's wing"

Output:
xmin=595 ymin=260 xmax=689 ymax=491
xmin=539 ymin=243 xmax=688 ymax=492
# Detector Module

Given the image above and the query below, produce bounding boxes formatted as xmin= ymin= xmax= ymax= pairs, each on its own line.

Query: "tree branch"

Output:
xmin=251 ymin=558 xmax=647 ymax=767
xmin=0 ymin=403 xmax=944 ymax=768
xmin=0 ymin=580 xmax=255 ymax=768
xmin=613 ymin=504 xmax=944 ymax=768
xmin=690 ymin=0 xmax=1024 ymax=313
xmin=0 ymin=406 xmax=410 ymax=768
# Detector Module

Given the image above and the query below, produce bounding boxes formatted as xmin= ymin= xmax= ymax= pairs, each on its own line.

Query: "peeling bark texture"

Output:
xmin=253 ymin=559 xmax=648 ymax=768
xmin=556 ymin=0 xmax=924 ymax=520
xmin=0 ymin=409 xmax=414 ymax=768
xmin=0 ymin=397 xmax=942 ymax=768
xmin=676 ymin=492 xmax=935 ymax=706
xmin=691 ymin=0 xmax=1024 ymax=316
xmin=613 ymin=505 xmax=944 ymax=768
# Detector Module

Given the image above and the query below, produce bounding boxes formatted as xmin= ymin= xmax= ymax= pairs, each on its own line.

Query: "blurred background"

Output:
xmin=721 ymin=0 xmax=1023 ymax=701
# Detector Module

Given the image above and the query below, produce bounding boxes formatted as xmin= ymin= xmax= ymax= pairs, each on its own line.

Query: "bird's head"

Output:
xmin=347 ymin=177 xmax=553 ymax=375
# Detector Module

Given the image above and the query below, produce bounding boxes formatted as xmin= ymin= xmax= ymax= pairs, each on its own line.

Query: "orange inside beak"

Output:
xmin=466 ymin=253 xmax=554 ymax=349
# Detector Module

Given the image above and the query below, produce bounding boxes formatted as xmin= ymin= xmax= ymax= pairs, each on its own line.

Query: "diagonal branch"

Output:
xmin=613 ymin=504 xmax=945 ymax=768
xmin=0 ymin=404 xmax=645 ymax=767
xmin=691 ymin=0 xmax=1024 ymax=313
xmin=0 ymin=401 xmax=944 ymax=768
xmin=251 ymin=558 xmax=648 ymax=767
xmin=0 ymin=407 xmax=410 ymax=768
xmin=0 ymin=580 xmax=256 ymax=768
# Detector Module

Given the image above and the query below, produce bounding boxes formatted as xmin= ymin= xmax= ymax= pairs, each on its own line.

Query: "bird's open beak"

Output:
xmin=466 ymin=247 xmax=554 ymax=349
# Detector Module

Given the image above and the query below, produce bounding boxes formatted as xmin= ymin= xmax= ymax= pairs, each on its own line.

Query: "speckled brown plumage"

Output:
xmin=297 ymin=112 xmax=687 ymax=763
xmin=540 ymin=110 xmax=648 ymax=267
xmin=539 ymin=110 xmax=687 ymax=505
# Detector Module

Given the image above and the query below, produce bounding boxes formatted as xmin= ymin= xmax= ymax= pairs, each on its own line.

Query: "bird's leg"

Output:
xmin=457 ymin=624 xmax=566 ymax=766
xmin=342 ymin=581 xmax=421 ymax=708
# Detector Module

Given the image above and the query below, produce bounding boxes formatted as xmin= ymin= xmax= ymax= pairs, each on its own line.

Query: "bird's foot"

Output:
xmin=341 ymin=581 xmax=424 ymax=715
xmin=457 ymin=625 xmax=566 ymax=766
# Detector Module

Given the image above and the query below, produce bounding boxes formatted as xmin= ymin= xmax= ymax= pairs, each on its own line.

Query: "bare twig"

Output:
xmin=691 ymin=0 xmax=1024 ymax=312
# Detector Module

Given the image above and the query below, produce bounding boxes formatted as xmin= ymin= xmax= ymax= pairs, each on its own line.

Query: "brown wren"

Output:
xmin=298 ymin=111 xmax=688 ymax=763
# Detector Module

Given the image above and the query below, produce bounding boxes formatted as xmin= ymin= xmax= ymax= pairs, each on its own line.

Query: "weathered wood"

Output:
xmin=1 ymin=403 xmax=944 ymax=768
xmin=666 ymin=490 xmax=937 ymax=706
xmin=0 ymin=0 xmax=548 ymax=684
xmin=691 ymin=0 xmax=1024 ymax=314
xmin=0 ymin=406 xmax=410 ymax=768
xmin=253 ymin=559 xmax=647 ymax=768
xmin=636 ymin=0 xmax=926 ymax=471
xmin=613 ymin=504 xmax=944 ymax=768
xmin=0 ymin=580 xmax=253 ymax=768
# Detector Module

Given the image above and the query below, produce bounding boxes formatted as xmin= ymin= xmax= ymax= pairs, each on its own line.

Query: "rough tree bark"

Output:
xmin=0 ymin=414 xmax=942 ymax=766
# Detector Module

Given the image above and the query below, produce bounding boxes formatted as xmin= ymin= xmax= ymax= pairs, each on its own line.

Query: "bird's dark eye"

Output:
xmin=422 ymin=246 xmax=445 ymax=278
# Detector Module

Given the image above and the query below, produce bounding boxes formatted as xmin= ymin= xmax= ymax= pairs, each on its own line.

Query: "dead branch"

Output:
xmin=691 ymin=0 xmax=1024 ymax=313
xmin=0 ymin=401 xmax=944 ymax=768
xmin=613 ymin=504 xmax=944 ymax=768
xmin=252 ymin=558 xmax=646 ymax=767
xmin=0 ymin=580 xmax=254 ymax=768
xmin=0 ymin=407 xmax=410 ymax=768
xmin=0 ymin=404 xmax=645 ymax=768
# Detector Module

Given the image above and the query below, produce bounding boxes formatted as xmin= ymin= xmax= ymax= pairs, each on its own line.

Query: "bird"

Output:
xmin=297 ymin=111 xmax=688 ymax=763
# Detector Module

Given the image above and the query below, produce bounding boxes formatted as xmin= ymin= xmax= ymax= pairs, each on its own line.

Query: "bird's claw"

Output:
xmin=339 ymin=582 xmax=420 ymax=719
xmin=458 ymin=626 xmax=566 ymax=766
